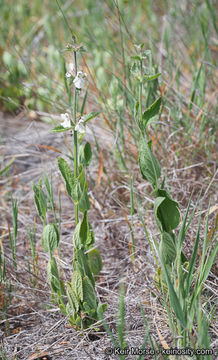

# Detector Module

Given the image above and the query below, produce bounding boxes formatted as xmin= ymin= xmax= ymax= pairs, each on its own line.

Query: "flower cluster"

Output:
xmin=60 ymin=113 xmax=88 ymax=135
xmin=61 ymin=113 xmax=71 ymax=128
xmin=65 ymin=63 xmax=87 ymax=90
xmin=65 ymin=63 xmax=75 ymax=78
xmin=75 ymin=117 xmax=86 ymax=134
xmin=73 ymin=71 xmax=87 ymax=90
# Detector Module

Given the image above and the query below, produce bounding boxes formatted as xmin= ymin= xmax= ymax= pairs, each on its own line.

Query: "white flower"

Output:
xmin=61 ymin=113 xmax=71 ymax=128
xmin=65 ymin=62 xmax=75 ymax=78
xmin=75 ymin=117 xmax=86 ymax=134
xmin=73 ymin=71 xmax=87 ymax=90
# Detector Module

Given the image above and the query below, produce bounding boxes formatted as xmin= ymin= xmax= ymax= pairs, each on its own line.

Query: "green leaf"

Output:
xmin=82 ymin=276 xmax=97 ymax=310
xmin=66 ymin=282 xmax=80 ymax=312
xmin=88 ymin=248 xmax=103 ymax=275
xmin=58 ymin=157 xmax=74 ymax=198
xmin=42 ymin=223 xmax=59 ymax=252
xmin=86 ymin=222 xmax=95 ymax=248
xmin=130 ymin=55 xmax=142 ymax=61
xmin=71 ymin=166 xmax=86 ymax=204
xmin=73 ymin=222 xmax=82 ymax=249
xmin=71 ymin=270 xmax=83 ymax=302
xmin=139 ymin=138 xmax=161 ymax=188
xmin=97 ymin=303 xmax=107 ymax=317
xmin=82 ymin=111 xmax=101 ymax=124
xmin=51 ymin=125 xmax=72 ymax=132
xmin=160 ymin=256 xmax=187 ymax=327
xmin=32 ymin=182 xmax=47 ymax=221
xmin=160 ymin=232 xmax=176 ymax=264
xmin=78 ymin=188 xmax=90 ymax=212
xmin=79 ymin=142 xmax=92 ymax=167
xmin=143 ymin=73 xmax=161 ymax=82
xmin=154 ymin=190 xmax=180 ymax=232
xmin=73 ymin=248 xmax=95 ymax=287
xmin=134 ymin=101 xmax=139 ymax=119
xmin=47 ymin=257 xmax=60 ymax=293
xmin=142 ymin=97 xmax=161 ymax=127
xmin=79 ymin=212 xmax=88 ymax=246
xmin=0 ymin=157 xmax=15 ymax=177
xmin=200 ymin=242 xmax=218 ymax=284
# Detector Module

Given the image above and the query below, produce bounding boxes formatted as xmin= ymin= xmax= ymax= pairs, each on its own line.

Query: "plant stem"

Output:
xmin=73 ymin=50 xmax=79 ymax=225
xmin=139 ymin=59 xmax=148 ymax=139
xmin=139 ymin=59 xmax=143 ymax=125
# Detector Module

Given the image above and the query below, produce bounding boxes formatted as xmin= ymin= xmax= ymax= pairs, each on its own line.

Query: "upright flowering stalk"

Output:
xmin=131 ymin=44 xmax=188 ymax=270
xmin=50 ymin=40 xmax=106 ymax=329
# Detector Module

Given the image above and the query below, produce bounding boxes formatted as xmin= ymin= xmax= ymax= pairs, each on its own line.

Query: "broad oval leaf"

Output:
xmin=88 ymin=248 xmax=103 ymax=275
xmin=42 ymin=223 xmax=59 ymax=252
xmin=139 ymin=138 xmax=161 ymax=188
xmin=154 ymin=190 xmax=180 ymax=232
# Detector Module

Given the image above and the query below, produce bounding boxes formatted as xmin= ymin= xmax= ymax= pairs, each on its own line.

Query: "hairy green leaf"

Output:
xmin=82 ymin=276 xmax=97 ymax=310
xmin=58 ymin=157 xmax=74 ymax=198
xmin=82 ymin=111 xmax=101 ymax=124
xmin=42 ymin=223 xmax=59 ymax=252
xmin=71 ymin=270 xmax=83 ymax=301
xmin=88 ymin=248 xmax=103 ymax=275
xmin=142 ymin=97 xmax=161 ymax=127
xmin=66 ymin=282 xmax=80 ymax=312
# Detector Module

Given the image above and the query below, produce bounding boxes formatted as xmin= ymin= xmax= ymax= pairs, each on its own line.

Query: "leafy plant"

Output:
xmin=33 ymin=39 xmax=106 ymax=329
xmin=132 ymin=44 xmax=217 ymax=353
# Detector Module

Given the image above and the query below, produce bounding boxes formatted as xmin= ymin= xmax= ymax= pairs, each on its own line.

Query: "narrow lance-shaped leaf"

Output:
xmin=66 ymin=282 xmax=80 ymax=313
xmin=160 ymin=254 xmax=187 ymax=328
xmin=47 ymin=257 xmax=60 ymax=293
xmin=0 ymin=157 xmax=15 ymax=177
xmin=143 ymin=73 xmax=161 ymax=82
xmin=32 ymin=182 xmax=47 ymax=221
xmin=71 ymin=270 xmax=83 ymax=302
xmin=58 ymin=157 xmax=74 ymax=198
xmin=51 ymin=125 xmax=72 ymax=133
xmin=82 ymin=111 xmax=101 ymax=124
